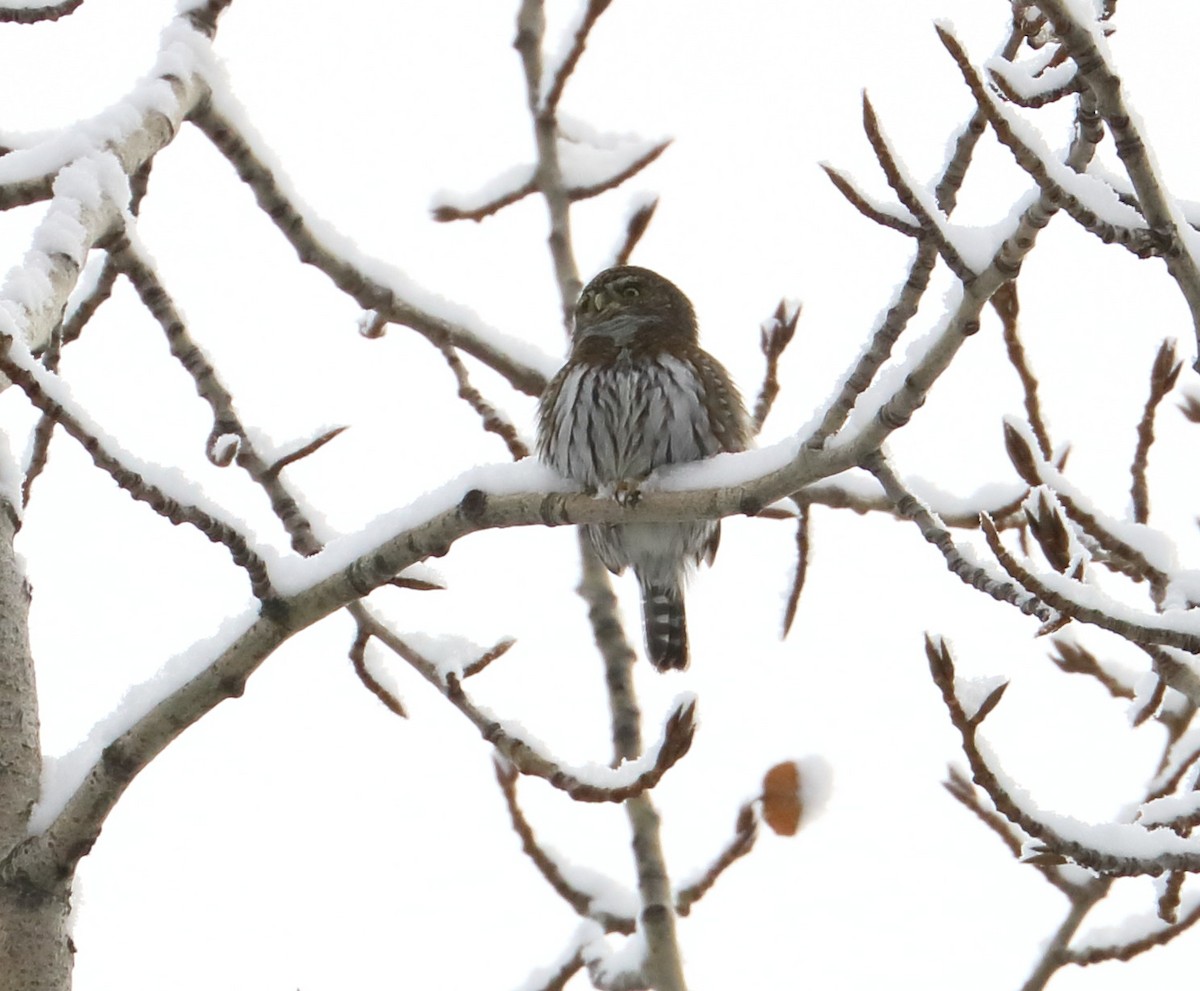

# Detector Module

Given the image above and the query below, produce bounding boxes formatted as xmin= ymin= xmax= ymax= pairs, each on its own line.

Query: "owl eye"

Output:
xmin=620 ymin=285 xmax=640 ymax=299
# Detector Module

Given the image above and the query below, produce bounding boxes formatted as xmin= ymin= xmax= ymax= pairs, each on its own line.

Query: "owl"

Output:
xmin=536 ymin=266 xmax=750 ymax=671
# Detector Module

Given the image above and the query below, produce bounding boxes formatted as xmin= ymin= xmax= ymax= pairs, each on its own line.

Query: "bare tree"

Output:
xmin=3 ymin=1 xmax=1200 ymax=989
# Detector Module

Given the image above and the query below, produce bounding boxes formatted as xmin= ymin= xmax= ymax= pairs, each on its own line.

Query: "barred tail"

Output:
xmin=640 ymin=579 xmax=689 ymax=671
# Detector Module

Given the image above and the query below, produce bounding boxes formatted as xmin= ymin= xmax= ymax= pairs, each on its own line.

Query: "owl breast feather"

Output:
xmin=541 ymin=352 xmax=719 ymax=490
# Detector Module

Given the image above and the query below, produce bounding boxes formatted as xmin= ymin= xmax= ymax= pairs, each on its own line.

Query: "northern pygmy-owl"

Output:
xmin=537 ymin=266 xmax=750 ymax=671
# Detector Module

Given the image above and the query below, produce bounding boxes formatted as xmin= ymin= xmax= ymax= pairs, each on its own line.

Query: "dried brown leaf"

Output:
xmin=762 ymin=761 xmax=802 ymax=837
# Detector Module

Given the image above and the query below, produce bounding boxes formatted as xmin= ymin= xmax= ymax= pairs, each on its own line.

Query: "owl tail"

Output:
xmin=640 ymin=578 xmax=689 ymax=671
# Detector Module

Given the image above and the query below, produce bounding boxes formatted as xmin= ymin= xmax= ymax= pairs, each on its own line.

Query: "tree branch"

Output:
xmin=1035 ymin=0 xmax=1200 ymax=362
xmin=189 ymin=105 xmax=551 ymax=397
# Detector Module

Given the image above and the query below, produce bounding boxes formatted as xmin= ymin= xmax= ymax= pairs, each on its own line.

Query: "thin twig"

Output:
xmin=820 ymin=165 xmax=921 ymax=238
xmin=1046 ymin=638 xmax=1135 ymax=700
xmin=993 ymin=281 xmax=1053 ymax=459
xmin=1130 ymin=339 xmax=1181 ymax=525
xmin=494 ymin=758 xmax=635 ymax=933
xmin=613 ymin=198 xmax=657 ymax=266
xmin=752 ymin=299 xmax=801 ymax=434
xmin=1035 ymin=0 xmax=1200 ymax=359
xmin=807 ymin=20 xmax=1023 ymax=448
xmin=0 ymin=348 xmax=274 ymax=599
xmin=435 ymin=341 xmax=531 ymax=460
xmin=515 ymin=0 xmax=581 ymax=326
xmin=265 ymin=426 xmax=349 ymax=478
xmin=359 ymin=608 xmax=693 ymax=803
xmin=675 ymin=802 xmax=758 ymax=916
xmin=543 ymin=0 xmax=612 ymax=112
xmin=781 ymin=503 xmax=809 ymax=637
xmin=943 ymin=766 xmax=1080 ymax=897
xmin=191 ymin=106 xmax=550 ymax=397
xmin=938 ymin=26 xmax=1156 ymax=257
xmin=432 ymin=140 xmax=668 ymax=223
xmin=861 ymin=94 xmax=977 ymax=282
xmin=865 ymin=453 xmax=1053 ymax=620
xmin=1065 ymin=895 xmax=1200 ymax=965
xmin=348 ymin=624 xmax=407 ymax=718
xmin=108 ymin=230 xmax=326 ymax=556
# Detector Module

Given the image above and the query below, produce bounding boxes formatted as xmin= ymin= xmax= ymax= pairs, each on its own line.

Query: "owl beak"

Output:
xmin=591 ymin=288 xmax=612 ymax=313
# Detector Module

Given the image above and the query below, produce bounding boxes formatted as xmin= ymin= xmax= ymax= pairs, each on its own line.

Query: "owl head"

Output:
xmin=572 ymin=266 xmax=699 ymax=348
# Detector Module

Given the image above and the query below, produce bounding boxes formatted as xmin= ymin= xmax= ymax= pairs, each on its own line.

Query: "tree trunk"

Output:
xmin=0 ymin=495 xmax=72 ymax=991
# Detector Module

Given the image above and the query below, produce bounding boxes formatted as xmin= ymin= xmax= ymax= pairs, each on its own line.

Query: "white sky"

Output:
xmin=4 ymin=1 xmax=1200 ymax=988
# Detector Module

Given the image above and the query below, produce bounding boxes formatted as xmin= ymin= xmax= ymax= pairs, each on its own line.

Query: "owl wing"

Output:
xmin=691 ymin=349 xmax=750 ymax=454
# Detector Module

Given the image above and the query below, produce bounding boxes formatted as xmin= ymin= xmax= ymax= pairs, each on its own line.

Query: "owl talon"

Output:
xmin=613 ymin=479 xmax=642 ymax=508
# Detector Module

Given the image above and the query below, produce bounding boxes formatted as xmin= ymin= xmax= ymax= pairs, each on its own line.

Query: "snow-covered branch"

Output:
xmin=189 ymin=102 xmax=554 ymax=398
xmin=1034 ymin=0 xmax=1200 ymax=365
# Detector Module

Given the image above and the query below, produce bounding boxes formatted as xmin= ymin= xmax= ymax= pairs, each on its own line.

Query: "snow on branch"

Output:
xmin=495 ymin=758 xmax=637 ymax=935
xmin=1033 ymin=0 xmax=1200 ymax=365
xmin=938 ymin=25 xmax=1158 ymax=257
xmin=820 ymin=164 xmax=921 ymax=238
xmin=942 ymin=766 xmax=1082 ymax=897
xmin=859 ymin=94 xmax=984 ymax=280
xmin=356 ymin=603 xmax=693 ymax=802
xmin=926 ymin=634 xmax=1200 ymax=879
xmin=105 ymin=227 xmax=331 ymax=556
xmin=864 ymin=452 xmax=1053 ymax=621
xmin=0 ymin=0 xmax=83 ymax=24
xmin=0 ymin=154 xmax=122 ymax=356
xmin=540 ymin=0 xmax=611 ymax=113
xmin=986 ymin=45 xmax=1079 ymax=108
xmin=190 ymin=99 xmax=554 ymax=398
xmin=0 ymin=17 xmax=210 ymax=212
xmin=1002 ymin=421 xmax=1177 ymax=591
xmin=431 ymin=129 xmax=670 ymax=224
xmin=807 ymin=42 xmax=1017 ymax=449
xmin=1066 ymin=892 xmax=1200 ymax=966
xmin=0 ymin=340 xmax=275 ymax=599
xmin=981 ymin=513 xmax=1200 ymax=660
